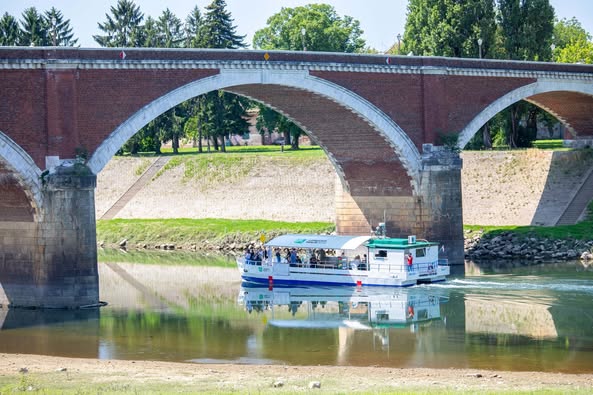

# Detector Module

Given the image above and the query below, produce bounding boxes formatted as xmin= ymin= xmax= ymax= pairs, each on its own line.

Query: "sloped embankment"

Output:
xmin=96 ymin=149 xmax=593 ymax=227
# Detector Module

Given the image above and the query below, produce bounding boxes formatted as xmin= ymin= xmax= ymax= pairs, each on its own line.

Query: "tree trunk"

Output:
xmin=220 ymin=135 xmax=226 ymax=152
xmin=283 ymin=130 xmax=290 ymax=147
xmin=172 ymin=135 xmax=179 ymax=154
xmin=212 ymin=135 xmax=219 ymax=151
xmin=509 ymin=104 xmax=519 ymax=148
xmin=291 ymin=134 xmax=299 ymax=149
xmin=482 ymin=122 xmax=492 ymax=149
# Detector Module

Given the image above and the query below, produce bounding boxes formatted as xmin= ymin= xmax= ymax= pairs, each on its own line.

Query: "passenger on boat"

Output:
xmin=407 ymin=253 xmax=413 ymax=272
xmin=338 ymin=251 xmax=347 ymax=269
xmin=350 ymin=255 xmax=361 ymax=270
xmin=317 ymin=248 xmax=327 ymax=263
xmin=275 ymin=249 xmax=282 ymax=263
xmin=290 ymin=248 xmax=297 ymax=266
xmin=244 ymin=250 xmax=252 ymax=264
xmin=310 ymin=254 xmax=318 ymax=267
xmin=359 ymin=254 xmax=368 ymax=270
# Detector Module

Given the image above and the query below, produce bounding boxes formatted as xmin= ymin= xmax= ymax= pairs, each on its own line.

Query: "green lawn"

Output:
xmin=97 ymin=218 xmax=335 ymax=248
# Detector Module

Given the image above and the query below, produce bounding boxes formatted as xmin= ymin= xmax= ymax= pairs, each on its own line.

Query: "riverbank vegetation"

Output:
xmin=96 ymin=218 xmax=335 ymax=252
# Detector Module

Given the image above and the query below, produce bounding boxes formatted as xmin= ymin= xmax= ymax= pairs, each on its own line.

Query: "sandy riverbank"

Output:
xmin=1 ymin=353 xmax=592 ymax=394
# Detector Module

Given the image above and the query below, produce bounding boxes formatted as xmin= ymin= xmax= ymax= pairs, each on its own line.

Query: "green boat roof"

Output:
xmin=364 ymin=238 xmax=439 ymax=249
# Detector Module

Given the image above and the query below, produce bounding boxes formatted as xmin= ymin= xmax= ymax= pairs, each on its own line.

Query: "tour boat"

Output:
xmin=236 ymin=233 xmax=449 ymax=287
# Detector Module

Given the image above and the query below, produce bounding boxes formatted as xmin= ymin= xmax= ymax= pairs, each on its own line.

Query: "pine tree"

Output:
xmin=156 ymin=8 xmax=184 ymax=48
xmin=0 ymin=12 xmax=21 ymax=46
xmin=19 ymin=7 xmax=45 ymax=47
xmin=185 ymin=6 xmax=204 ymax=48
xmin=199 ymin=0 xmax=246 ymax=49
xmin=44 ymin=7 xmax=78 ymax=46
xmin=94 ymin=0 xmax=144 ymax=47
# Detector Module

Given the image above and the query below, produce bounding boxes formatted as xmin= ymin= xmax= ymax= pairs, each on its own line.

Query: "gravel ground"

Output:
xmin=1 ymin=353 xmax=592 ymax=394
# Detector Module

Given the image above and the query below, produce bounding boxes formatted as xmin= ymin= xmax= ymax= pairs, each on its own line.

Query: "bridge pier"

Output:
xmin=0 ymin=164 xmax=99 ymax=308
xmin=336 ymin=145 xmax=464 ymax=265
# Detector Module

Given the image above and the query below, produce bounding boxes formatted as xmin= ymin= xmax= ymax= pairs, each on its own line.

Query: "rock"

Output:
xmin=308 ymin=381 xmax=321 ymax=389
xmin=56 ymin=367 xmax=67 ymax=372
xmin=273 ymin=380 xmax=284 ymax=388
xmin=19 ymin=367 xmax=28 ymax=373
xmin=466 ymin=373 xmax=483 ymax=378
xmin=119 ymin=239 xmax=127 ymax=247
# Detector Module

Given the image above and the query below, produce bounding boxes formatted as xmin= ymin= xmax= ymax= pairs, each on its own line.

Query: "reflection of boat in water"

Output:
xmin=237 ymin=234 xmax=449 ymax=287
xmin=238 ymin=283 xmax=449 ymax=329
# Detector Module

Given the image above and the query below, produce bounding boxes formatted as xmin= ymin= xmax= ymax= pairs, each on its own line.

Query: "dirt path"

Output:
xmin=1 ymin=353 xmax=592 ymax=393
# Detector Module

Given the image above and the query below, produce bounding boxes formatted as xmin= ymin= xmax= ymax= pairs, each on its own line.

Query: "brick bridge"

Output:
xmin=1 ymin=47 xmax=593 ymax=307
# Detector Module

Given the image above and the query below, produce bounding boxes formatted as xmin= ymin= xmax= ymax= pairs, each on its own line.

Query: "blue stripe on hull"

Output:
xmin=241 ymin=275 xmax=419 ymax=287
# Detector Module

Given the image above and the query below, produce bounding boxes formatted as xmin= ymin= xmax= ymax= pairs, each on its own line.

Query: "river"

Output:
xmin=0 ymin=251 xmax=592 ymax=373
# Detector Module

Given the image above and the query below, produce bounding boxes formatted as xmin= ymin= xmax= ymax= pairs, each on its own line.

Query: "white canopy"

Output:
xmin=264 ymin=234 xmax=371 ymax=250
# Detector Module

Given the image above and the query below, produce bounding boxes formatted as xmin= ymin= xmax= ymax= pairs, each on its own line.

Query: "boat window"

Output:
xmin=416 ymin=248 xmax=426 ymax=257
xmin=376 ymin=312 xmax=389 ymax=321
xmin=375 ymin=250 xmax=387 ymax=258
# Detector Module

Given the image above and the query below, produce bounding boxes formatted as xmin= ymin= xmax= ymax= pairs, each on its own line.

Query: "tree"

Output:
xmin=0 ymin=12 xmax=21 ymax=46
xmin=404 ymin=0 xmax=496 ymax=58
xmin=556 ymin=39 xmax=593 ymax=64
xmin=552 ymin=17 xmax=592 ymax=63
xmin=253 ymin=4 xmax=365 ymax=52
xmin=184 ymin=6 xmax=204 ymax=48
xmin=553 ymin=17 xmax=590 ymax=50
xmin=156 ymin=8 xmax=184 ymax=48
xmin=19 ymin=7 xmax=45 ymax=47
xmin=43 ymin=7 xmax=78 ymax=46
xmin=497 ymin=0 xmax=555 ymax=61
xmin=94 ymin=0 xmax=144 ymax=47
xmin=198 ymin=0 xmax=245 ymax=49
xmin=141 ymin=16 xmax=159 ymax=47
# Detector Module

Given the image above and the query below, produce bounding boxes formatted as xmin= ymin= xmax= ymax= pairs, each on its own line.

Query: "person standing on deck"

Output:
xmin=407 ymin=253 xmax=413 ymax=272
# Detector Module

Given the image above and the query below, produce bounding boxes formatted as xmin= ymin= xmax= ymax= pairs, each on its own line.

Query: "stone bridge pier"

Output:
xmin=0 ymin=165 xmax=98 ymax=308
xmin=336 ymin=145 xmax=464 ymax=265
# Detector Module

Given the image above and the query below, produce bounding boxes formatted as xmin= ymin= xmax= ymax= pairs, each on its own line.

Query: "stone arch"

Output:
xmin=458 ymin=81 xmax=593 ymax=149
xmin=0 ymin=131 xmax=42 ymax=212
xmin=88 ymin=68 xmax=422 ymax=191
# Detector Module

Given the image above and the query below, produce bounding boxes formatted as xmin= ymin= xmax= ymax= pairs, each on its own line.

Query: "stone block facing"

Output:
xmin=0 ymin=167 xmax=99 ymax=308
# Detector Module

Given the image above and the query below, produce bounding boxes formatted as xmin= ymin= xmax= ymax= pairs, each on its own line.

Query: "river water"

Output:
xmin=1 ymin=253 xmax=592 ymax=373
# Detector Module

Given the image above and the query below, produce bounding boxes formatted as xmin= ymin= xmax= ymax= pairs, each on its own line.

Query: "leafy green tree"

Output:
xmin=253 ymin=4 xmax=365 ymax=52
xmin=197 ymin=0 xmax=245 ymax=49
xmin=0 ymin=12 xmax=21 ymax=46
xmin=553 ymin=17 xmax=590 ymax=50
xmin=404 ymin=0 xmax=496 ymax=58
xmin=43 ymin=7 xmax=78 ymax=46
xmin=552 ymin=18 xmax=592 ymax=63
xmin=94 ymin=0 xmax=144 ymax=47
xmin=556 ymin=39 xmax=593 ymax=64
xmin=19 ymin=7 xmax=46 ymax=46
xmin=141 ymin=16 xmax=159 ymax=47
xmin=497 ymin=0 xmax=555 ymax=61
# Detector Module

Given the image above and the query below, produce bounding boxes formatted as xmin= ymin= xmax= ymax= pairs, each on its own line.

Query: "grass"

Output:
xmin=532 ymin=139 xmax=565 ymax=150
xmin=160 ymin=144 xmax=326 ymax=158
xmin=97 ymin=218 xmax=335 ymax=248
xmin=98 ymin=248 xmax=235 ymax=267
xmin=464 ymin=221 xmax=593 ymax=241
xmin=0 ymin=372 xmax=590 ymax=394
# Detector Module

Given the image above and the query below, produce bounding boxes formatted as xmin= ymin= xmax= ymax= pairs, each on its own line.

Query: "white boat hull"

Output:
xmin=238 ymin=259 xmax=449 ymax=287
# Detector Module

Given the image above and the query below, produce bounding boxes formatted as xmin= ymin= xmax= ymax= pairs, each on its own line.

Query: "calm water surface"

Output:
xmin=1 ymin=254 xmax=592 ymax=373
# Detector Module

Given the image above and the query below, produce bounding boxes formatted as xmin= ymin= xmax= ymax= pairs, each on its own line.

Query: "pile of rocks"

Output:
xmin=464 ymin=229 xmax=593 ymax=262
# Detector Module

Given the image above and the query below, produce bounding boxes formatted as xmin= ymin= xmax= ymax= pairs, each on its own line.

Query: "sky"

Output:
xmin=2 ymin=0 xmax=593 ymax=53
